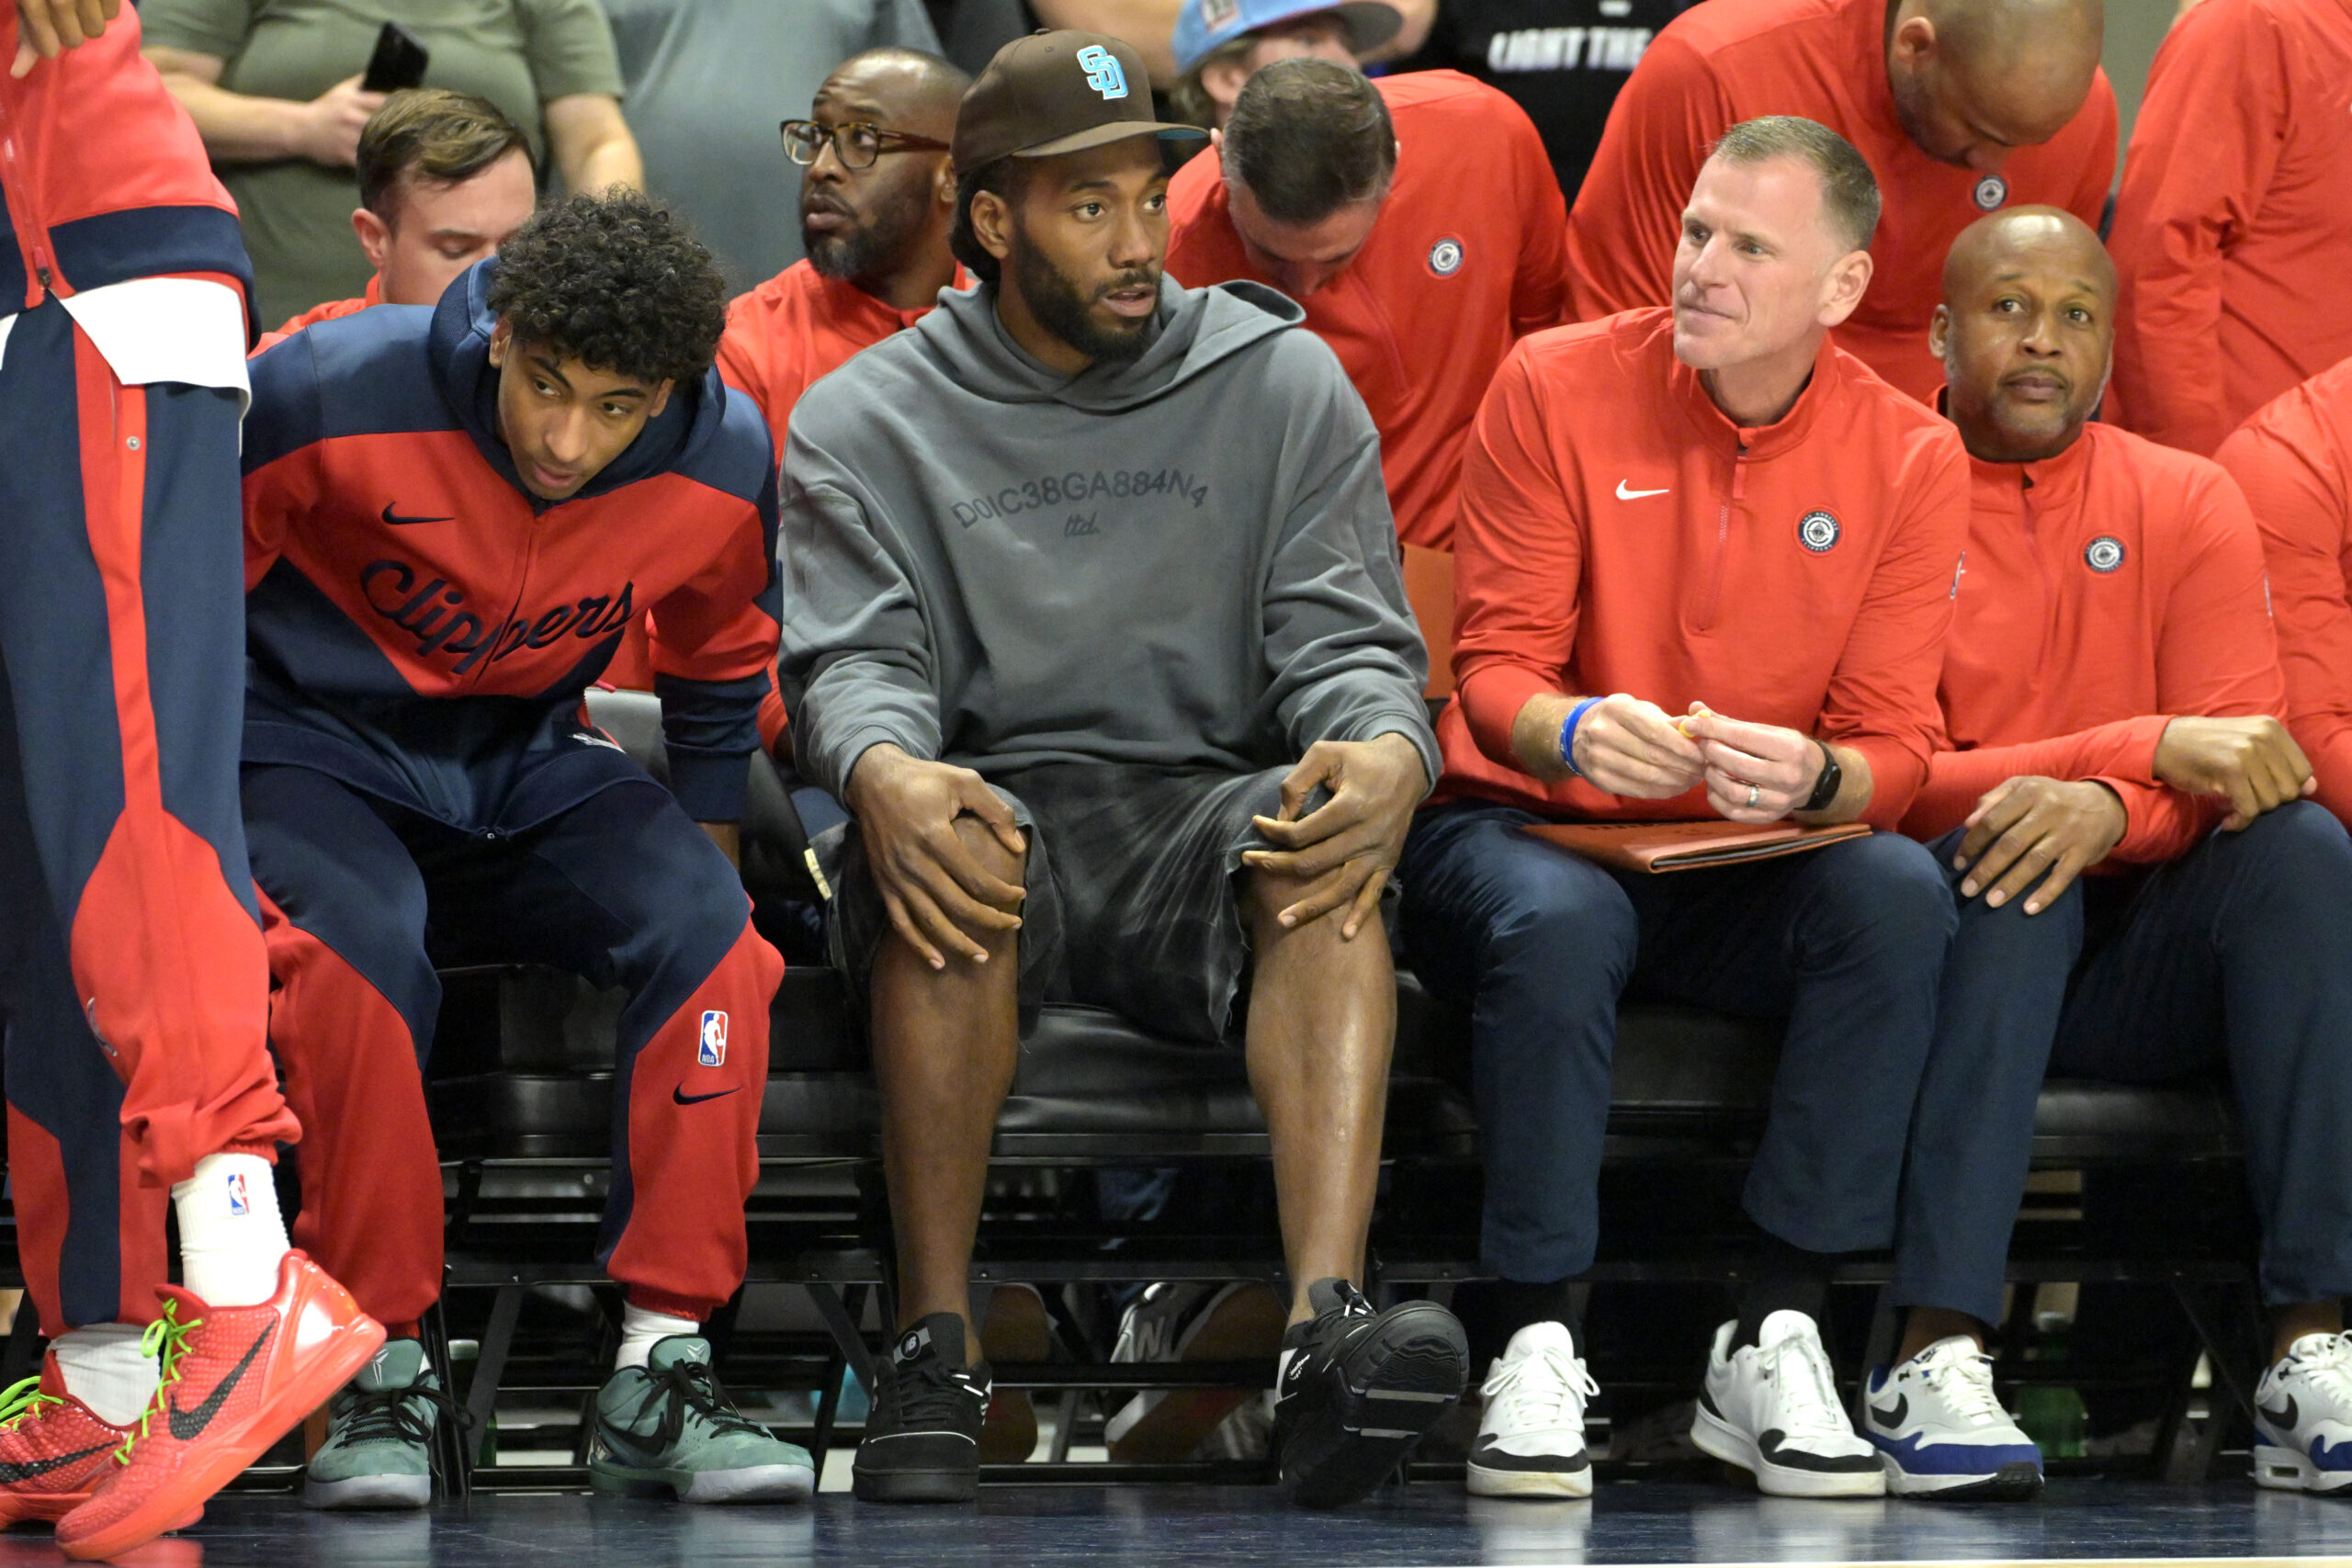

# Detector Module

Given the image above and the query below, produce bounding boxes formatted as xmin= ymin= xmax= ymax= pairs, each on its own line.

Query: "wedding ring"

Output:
xmin=1745 ymin=783 xmax=1761 ymax=809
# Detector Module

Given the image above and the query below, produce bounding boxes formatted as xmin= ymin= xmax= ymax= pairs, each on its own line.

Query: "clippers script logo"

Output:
xmin=1973 ymin=175 xmax=2008 ymax=210
xmin=1428 ymin=237 xmax=1465 ymax=276
xmin=226 ymin=1172 xmax=250 ymax=1216
xmin=1078 ymin=44 xmax=1128 ymax=99
xmin=2085 ymin=536 xmax=2126 ymax=573
xmin=1798 ymin=510 xmax=1841 ymax=553
xmin=698 ymin=1010 xmax=729 ymax=1067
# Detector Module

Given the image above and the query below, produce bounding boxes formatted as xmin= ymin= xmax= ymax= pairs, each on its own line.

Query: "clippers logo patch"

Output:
xmin=698 ymin=1010 xmax=729 ymax=1067
xmin=1428 ymin=237 xmax=1465 ymax=276
xmin=1798 ymin=510 xmax=1841 ymax=553
xmin=1077 ymin=44 xmax=1129 ymax=99
xmin=1973 ymin=175 xmax=2008 ymax=210
xmin=226 ymin=1172 xmax=250 ymax=1216
xmin=2086 ymin=536 xmax=2126 ymax=573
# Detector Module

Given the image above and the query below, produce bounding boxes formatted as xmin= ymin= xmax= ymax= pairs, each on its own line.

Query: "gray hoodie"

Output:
xmin=777 ymin=275 xmax=1439 ymax=799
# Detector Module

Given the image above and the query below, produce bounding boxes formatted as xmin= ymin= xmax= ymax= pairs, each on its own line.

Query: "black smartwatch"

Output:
xmin=1800 ymin=740 xmax=1842 ymax=813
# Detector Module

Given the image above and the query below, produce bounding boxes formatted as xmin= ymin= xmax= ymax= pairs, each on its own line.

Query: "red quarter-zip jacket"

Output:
xmin=0 ymin=8 xmax=252 ymax=320
xmin=1901 ymin=421 xmax=2285 ymax=861
xmin=1439 ymin=306 xmax=1968 ymax=827
xmin=2215 ymin=354 xmax=2352 ymax=826
xmin=1166 ymin=71 xmax=1568 ymax=548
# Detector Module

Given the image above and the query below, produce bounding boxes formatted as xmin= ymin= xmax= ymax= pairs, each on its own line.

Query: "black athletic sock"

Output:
xmin=1734 ymin=1232 xmax=1836 ymax=1351
xmin=1460 ymin=1278 xmax=1580 ymax=1369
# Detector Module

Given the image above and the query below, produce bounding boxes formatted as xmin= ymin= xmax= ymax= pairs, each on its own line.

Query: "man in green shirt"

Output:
xmin=141 ymin=0 xmax=641 ymax=322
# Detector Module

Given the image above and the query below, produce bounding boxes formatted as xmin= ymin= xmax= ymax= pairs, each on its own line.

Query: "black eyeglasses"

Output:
xmin=780 ymin=118 xmax=951 ymax=170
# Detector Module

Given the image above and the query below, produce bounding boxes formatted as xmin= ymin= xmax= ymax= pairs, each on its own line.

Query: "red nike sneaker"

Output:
xmin=0 ymin=1356 xmax=131 ymax=1525
xmin=56 ymin=1251 xmax=384 ymax=1562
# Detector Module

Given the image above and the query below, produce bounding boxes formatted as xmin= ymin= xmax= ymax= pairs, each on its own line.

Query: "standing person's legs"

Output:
xmin=1627 ymin=832 xmax=1955 ymax=1497
xmin=2045 ymin=804 xmax=2352 ymax=1493
xmin=0 ymin=305 xmax=381 ymax=1561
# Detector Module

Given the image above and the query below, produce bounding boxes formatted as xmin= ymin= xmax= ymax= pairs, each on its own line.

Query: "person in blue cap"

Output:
xmin=1169 ymin=0 xmax=1408 ymax=126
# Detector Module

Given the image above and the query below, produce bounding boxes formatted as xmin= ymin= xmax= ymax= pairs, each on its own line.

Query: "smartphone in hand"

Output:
xmin=361 ymin=22 xmax=429 ymax=93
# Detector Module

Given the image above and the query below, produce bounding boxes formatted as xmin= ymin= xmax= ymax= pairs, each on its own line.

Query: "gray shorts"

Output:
xmin=818 ymin=761 xmax=1294 ymax=1047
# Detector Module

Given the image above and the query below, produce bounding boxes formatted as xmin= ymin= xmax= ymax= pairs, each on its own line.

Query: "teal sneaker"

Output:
xmin=304 ymin=1338 xmax=456 ymax=1510
xmin=588 ymin=1337 xmax=815 ymax=1504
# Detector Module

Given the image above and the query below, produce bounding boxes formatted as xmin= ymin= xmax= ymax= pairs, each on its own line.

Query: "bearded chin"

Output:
xmin=1012 ymin=232 xmax=1153 ymax=367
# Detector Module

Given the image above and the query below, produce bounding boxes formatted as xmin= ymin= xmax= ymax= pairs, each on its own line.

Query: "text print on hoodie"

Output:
xmin=778 ymin=275 xmax=1441 ymax=799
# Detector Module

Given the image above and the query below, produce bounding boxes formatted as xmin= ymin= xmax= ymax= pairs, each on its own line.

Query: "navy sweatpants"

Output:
xmin=0 ymin=298 xmax=296 ymax=1334
xmin=1400 ymin=802 xmax=1957 ymax=1282
xmin=1895 ymin=802 xmax=2352 ymax=1325
xmin=244 ymin=766 xmax=782 ymax=1327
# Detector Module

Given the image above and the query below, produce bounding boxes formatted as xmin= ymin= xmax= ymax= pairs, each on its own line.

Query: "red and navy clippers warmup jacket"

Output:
xmin=239 ymin=259 xmax=781 ymax=829
xmin=0 ymin=7 xmax=254 ymax=320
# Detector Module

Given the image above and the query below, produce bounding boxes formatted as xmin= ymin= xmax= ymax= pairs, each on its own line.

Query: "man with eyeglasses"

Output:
xmin=605 ymin=49 xmax=968 ymax=751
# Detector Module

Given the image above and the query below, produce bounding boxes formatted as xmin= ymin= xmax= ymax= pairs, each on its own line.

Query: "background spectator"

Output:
xmin=141 ymin=0 xmax=641 ymax=325
xmin=600 ymin=0 xmax=942 ymax=290
xmin=1396 ymin=0 xmax=1701 ymax=199
xmin=1167 ymin=0 xmax=1410 ymax=127
xmin=2103 ymin=0 xmax=2352 ymax=457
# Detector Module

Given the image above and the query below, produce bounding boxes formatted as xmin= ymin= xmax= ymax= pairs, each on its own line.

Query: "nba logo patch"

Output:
xmin=226 ymin=1172 xmax=250 ymax=1216
xmin=698 ymin=1010 xmax=729 ymax=1067
xmin=1973 ymin=175 xmax=2007 ymax=210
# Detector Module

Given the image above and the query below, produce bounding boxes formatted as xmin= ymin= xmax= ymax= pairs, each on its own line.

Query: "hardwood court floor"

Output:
xmin=3 ymin=1479 xmax=2348 ymax=1567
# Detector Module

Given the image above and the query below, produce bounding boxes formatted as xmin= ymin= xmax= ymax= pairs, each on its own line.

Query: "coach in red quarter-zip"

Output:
xmin=236 ymin=191 xmax=812 ymax=1506
xmin=1397 ymin=115 xmax=1968 ymax=1501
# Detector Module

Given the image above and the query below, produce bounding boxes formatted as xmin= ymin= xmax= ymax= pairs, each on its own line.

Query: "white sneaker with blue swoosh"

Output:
xmin=2254 ymin=1333 xmax=2352 ymax=1495
xmin=1862 ymin=1337 xmax=2041 ymax=1499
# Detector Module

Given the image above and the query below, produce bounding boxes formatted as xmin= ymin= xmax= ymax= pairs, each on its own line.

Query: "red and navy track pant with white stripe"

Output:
xmin=0 ymin=298 xmax=297 ymax=1334
xmin=244 ymin=766 xmax=780 ymax=1328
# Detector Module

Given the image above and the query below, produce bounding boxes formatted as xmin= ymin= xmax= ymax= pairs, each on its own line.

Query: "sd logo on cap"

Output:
xmin=954 ymin=31 xmax=1208 ymax=173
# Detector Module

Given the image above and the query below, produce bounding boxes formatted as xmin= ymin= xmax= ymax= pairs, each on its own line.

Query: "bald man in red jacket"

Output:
xmin=1564 ymin=0 xmax=2115 ymax=404
xmin=1888 ymin=209 xmax=2352 ymax=1501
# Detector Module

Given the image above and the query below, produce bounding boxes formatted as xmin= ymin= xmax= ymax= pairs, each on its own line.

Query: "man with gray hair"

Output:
xmin=1399 ymin=115 xmax=1969 ymax=1500
xmin=1168 ymin=58 xmax=1565 ymax=549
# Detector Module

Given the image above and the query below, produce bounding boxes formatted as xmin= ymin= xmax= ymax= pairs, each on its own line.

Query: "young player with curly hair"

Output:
xmin=235 ymin=189 xmax=806 ymax=1509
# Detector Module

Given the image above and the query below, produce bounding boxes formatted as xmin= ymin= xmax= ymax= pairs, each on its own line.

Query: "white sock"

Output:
xmin=48 ymin=1324 xmax=157 ymax=1427
xmin=170 ymin=1152 xmax=290 ymax=1308
xmin=615 ymin=1304 xmax=699 ymax=1371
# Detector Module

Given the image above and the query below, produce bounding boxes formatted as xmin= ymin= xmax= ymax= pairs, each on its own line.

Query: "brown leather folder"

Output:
xmin=1521 ymin=818 xmax=1872 ymax=874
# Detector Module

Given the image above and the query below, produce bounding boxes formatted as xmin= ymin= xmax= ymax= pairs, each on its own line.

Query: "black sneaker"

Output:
xmin=852 ymin=1313 xmax=991 ymax=1503
xmin=1273 ymin=1279 xmax=1468 ymax=1507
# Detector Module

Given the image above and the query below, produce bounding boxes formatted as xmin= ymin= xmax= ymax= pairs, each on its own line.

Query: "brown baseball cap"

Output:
xmin=953 ymin=30 xmax=1208 ymax=173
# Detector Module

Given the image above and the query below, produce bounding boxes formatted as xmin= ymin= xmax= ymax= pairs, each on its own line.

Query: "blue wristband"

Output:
xmin=1558 ymin=696 xmax=1602 ymax=777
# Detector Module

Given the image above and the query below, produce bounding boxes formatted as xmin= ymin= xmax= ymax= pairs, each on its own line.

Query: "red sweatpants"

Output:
xmin=244 ymin=766 xmax=779 ymax=1327
xmin=0 ymin=299 xmax=295 ymax=1333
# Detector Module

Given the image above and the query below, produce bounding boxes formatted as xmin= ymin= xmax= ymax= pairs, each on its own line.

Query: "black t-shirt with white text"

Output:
xmin=1399 ymin=0 xmax=1700 ymax=200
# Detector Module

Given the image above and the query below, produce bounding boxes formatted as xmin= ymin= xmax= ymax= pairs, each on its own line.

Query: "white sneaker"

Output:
xmin=1862 ymin=1336 xmax=2042 ymax=1498
xmin=1690 ymin=1312 xmax=1883 ymax=1497
xmin=1466 ymin=1321 xmax=1598 ymax=1498
xmin=2254 ymin=1333 xmax=2352 ymax=1495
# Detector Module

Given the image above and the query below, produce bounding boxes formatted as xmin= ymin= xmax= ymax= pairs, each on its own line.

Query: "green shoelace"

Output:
xmin=0 ymin=1375 xmax=63 ymax=1431
xmin=112 ymin=1301 xmax=205 ymax=1464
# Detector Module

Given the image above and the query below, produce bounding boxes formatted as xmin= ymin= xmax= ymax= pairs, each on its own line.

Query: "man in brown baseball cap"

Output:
xmin=781 ymin=27 xmax=1467 ymax=1512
